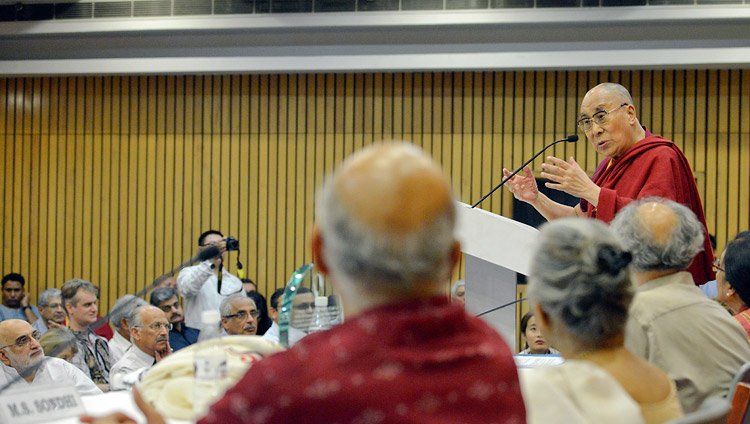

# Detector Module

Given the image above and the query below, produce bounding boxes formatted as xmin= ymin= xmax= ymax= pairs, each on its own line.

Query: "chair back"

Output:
xmin=727 ymin=382 xmax=750 ymax=424
xmin=729 ymin=362 xmax=750 ymax=401
xmin=664 ymin=396 xmax=730 ymax=424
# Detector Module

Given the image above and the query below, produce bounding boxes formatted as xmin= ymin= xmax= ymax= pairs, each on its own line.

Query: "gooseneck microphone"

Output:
xmin=472 ymin=134 xmax=579 ymax=209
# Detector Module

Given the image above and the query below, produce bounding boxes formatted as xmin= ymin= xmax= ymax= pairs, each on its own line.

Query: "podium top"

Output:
xmin=455 ymin=202 xmax=539 ymax=276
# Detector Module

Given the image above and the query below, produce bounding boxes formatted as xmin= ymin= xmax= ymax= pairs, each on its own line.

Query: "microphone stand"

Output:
xmin=472 ymin=135 xmax=578 ymax=209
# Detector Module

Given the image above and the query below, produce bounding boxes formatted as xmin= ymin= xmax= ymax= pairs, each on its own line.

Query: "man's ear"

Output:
xmin=130 ymin=326 xmax=139 ymax=342
xmin=532 ymin=302 xmax=550 ymax=330
xmin=220 ymin=318 xmax=228 ymax=331
xmin=0 ymin=350 xmax=11 ymax=367
xmin=311 ymin=225 xmax=329 ymax=276
xmin=64 ymin=303 xmax=73 ymax=316
xmin=448 ymin=240 xmax=461 ymax=277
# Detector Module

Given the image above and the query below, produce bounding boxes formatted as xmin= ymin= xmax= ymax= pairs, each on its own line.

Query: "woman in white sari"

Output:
xmin=520 ymin=217 xmax=682 ymax=424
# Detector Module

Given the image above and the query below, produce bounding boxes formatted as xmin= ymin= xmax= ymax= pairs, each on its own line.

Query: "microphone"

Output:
xmin=472 ymin=135 xmax=579 ymax=208
xmin=475 ymin=298 xmax=527 ymax=317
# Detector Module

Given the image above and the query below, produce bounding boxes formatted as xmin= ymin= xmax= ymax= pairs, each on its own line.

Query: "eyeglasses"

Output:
xmin=713 ymin=259 xmax=725 ymax=273
xmin=0 ymin=331 xmax=41 ymax=350
xmin=577 ymin=103 xmax=629 ymax=132
xmin=293 ymin=302 xmax=316 ymax=312
xmin=45 ymin=302 xmax=64 ymax=310
xmin=136 ymin=322 xmax=173 ymax=332
xmin=223 ymin=310 xmax=259 ymax=321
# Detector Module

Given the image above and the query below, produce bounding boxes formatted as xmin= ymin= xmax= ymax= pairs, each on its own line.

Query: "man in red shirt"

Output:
xmin=83 ymin=142 xmax=526 ymax=424
xmin=503 ymin=82 xmax=714 ymax=286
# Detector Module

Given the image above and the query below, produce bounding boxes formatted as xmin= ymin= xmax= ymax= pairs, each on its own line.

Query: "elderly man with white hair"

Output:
xmin=84 ymin=142 xmax=525 ymax=424
xmin=108 ymin=295 xmax=148 ymax=365
xmin=0 ymin=319 xmax=101 ymax=395
xmin=32 ymin=288 xmax=67 ymax=335
xmin=219 ymin=293 xmax=258 ymax=336
xmin=611 ymin=197 xmax=750 ymax=413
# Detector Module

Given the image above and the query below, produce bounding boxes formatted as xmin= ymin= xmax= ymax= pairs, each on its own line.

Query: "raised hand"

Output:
xmin=503 ymin=165 xmax=539 ymax=204
xmin=540 ymin=156 xmax=600 ymax=204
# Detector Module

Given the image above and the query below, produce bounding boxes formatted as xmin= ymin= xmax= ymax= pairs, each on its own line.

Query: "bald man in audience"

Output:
xmin=220 ymin=293 xmax=258 ymax=336
xmin=611 ymin=197 xmax=750 ymax=413
xmin=0 ymin=319 xmax=100 ymax=395
xmin=109 ymin=306 xmax=171 ymax=391
xmin=85 ymin=142 xmax=525 ymax=424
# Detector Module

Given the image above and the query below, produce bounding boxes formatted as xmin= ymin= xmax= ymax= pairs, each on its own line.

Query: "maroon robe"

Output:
xmin=580 ymin=131 xmax=715 ymax=286
xmin=200 ymin=297 xmax=526 ymax=424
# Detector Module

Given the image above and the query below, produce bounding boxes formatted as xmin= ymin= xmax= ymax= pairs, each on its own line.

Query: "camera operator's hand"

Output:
xmin=203 ymin=238 xmax=227 ymax=268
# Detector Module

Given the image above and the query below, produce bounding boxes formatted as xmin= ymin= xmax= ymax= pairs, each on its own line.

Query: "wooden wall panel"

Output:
xmin=1 ymin=70 xmax=748 ymax=314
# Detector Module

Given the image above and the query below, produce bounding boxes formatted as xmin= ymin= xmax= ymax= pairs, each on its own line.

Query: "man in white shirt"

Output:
xmin=262 ymin=288 xmax=285 ymax=344
xmin=177 ymin=230 xmax=243 ymax=330
xmin=0 ymin=319 xmax=100 ymax=396
xmin=109 ymin=306 xmax=171 ymax=391
xmin=107 ymin=295 xmax=148 ymax=365
xmin=32 ymin=289 xmax=67 ymax=335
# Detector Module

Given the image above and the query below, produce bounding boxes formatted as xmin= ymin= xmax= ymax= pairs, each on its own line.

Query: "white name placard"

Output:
xmin=0 ymin=382 xmax=85 ymax=424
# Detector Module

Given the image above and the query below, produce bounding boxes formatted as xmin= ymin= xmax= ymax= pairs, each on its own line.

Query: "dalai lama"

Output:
xmin=502 ymin=82 xmax=714 ymax=286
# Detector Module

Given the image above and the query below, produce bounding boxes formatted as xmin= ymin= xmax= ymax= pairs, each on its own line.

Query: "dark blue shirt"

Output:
xmin=169 ymin=323 xmax=200 ymax=352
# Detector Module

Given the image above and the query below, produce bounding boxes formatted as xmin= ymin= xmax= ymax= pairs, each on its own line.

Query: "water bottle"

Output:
xmin=193 ymin=310 xmax=228 ymax=417
xmin=308 ymin=296 xmax=332 ymax=333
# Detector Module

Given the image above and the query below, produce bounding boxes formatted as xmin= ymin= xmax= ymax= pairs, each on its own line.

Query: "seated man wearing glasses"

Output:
xmin=220 ymin=293 xmax=258 ymax=336
xmin=503 ymin=82 xmax=714 ymax=286
xmin=109 ymin=306 xmax=172 ymax=391
xmin=0 ymin=319 xmax=101 ymax=395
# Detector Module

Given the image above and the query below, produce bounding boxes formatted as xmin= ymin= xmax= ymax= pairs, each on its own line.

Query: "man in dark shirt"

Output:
xmin=149 ymin=287 xmax=199 ymax=352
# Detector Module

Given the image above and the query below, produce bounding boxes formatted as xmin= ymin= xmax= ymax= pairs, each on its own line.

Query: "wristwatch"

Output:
xmin=21 ymin=306 xmax=31 ymax=311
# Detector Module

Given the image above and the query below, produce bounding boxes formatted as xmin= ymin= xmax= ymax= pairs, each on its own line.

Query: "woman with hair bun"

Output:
xmin=520 ymin=217 xmax=682 ymax=424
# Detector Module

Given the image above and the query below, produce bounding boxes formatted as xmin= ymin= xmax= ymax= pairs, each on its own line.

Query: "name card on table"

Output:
xmin=0 ymin=382 xmax=85 ymax=424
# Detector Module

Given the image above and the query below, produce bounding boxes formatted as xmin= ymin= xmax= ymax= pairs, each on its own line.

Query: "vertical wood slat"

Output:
xmin=0 ymin=70 xmax=748 ymax=314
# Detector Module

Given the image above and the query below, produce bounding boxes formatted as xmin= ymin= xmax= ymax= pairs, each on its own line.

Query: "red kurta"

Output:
xmin=200 ymin=297 xmax=526 ymax=424
xmin=580 ymin=131 xmax=715 ymax=286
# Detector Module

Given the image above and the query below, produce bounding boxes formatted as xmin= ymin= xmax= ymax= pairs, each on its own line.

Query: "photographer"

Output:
xmin=176 ymin=230 xmax=243 ymax=331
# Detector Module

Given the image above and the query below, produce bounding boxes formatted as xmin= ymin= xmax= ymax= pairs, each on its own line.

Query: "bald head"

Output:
xmin=584 ymin=83 xmax=634 ymax=107
xmin=335 ymin=143 xmax=454 ymax=234
xmin=316 ymin=142 xmax=458 ymax=292
xmin=611 ymin=197 xmax=705 ymax=273
xmin=0 ymin=319 xmax=43 ymax=372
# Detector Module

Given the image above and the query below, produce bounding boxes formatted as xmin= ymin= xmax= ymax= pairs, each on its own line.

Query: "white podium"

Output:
xmin=455 ymin=202 xmax=539 ymax=351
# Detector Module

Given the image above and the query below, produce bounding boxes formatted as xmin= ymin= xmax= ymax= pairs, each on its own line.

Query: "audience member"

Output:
xmin=152 ymin=275 xmax=177 ymax=290
xmin=0 ymin=273 xmax=40 ymax=323
xmin=150 ymin=287 xmax=199 ymax=352
xmin=450 ymin=280 xmax=465 ymax=307
xmin=523 ymin=217 xmax=681 ymax=423
xmin=241 ymin=278 xmax=256 ymax=293
xmin=0 ymin=319 xmax=100 ymax=395
xmin=716 ymin=231 xmax=750 ymax=337
xmin=220 ymin=293 xmax=258 ymax=336
xmin=110 ymin=305 xmax=171 ymax=391
xmin=518 ymin=311 xmax=559 ymax=355
xmin=612 ymin=198 xmax=750 ymax=412
xmin=246 ymin=290 xmax=271 ymax=335
xmin=108 ymin=295 xmax=148 ymax=364
xmin=38 ymin=327 xmax=78 ymax=362
xmin=262 ymin=287 xmax=285 ymax=344
xmin=62 ymin=278 xmax=111 ymax=388
xmin=86 ymin=143 xmax=526 ymax=424
xmin=33 ymin=288 xmax=67 ymax=335
xmin=177 ymin=230 xmax=243 ymax=330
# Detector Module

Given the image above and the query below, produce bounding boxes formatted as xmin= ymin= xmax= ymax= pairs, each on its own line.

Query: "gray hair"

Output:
xmin=150 ymin=287 xmax=180 ymax=307
xmin=315 ymin=176 xmax=456 ymax=292
xmin=610 ymin=197 xmax=705 ymax=272
xmin=38 ymin=328 xmax=78 ymax=357
xmin=220 ymin=293 xmax=256 ymax=318
xmin=528 ymin=217 xmax=634 ymax=350
xmin=60 ymin=279 xmax=99 ymax=308
xmin=109 ymin=295 xmax=148 ymax=330
xmin=129 ymin=305 xmax=158 ymax=329
xmin=450 ymin=280 xmax=465 ymax=298
xmin=38 ymin=289 xmax=62 ymax=308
